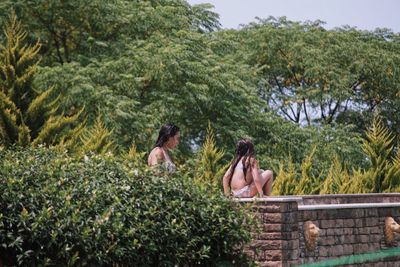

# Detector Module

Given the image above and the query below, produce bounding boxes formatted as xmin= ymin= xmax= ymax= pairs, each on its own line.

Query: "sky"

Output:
xmin=186 ymin=0 xmax=400 ymax=32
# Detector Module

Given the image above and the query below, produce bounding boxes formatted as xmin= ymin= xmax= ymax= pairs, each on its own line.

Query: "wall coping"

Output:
xmin=234 ymin=197 xmax=302 ymax=203
xmin=235 ymin=193 xmax=400 ymax=205
xmin=300 ymin=193 xmax=400 ymax=198
xmin=299 ymin=202 xmax=400 ymax=210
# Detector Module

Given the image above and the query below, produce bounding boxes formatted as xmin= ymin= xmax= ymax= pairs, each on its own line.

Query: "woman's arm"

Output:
xmin=250 ymin=158 xmax=264 ymax=197
xmin=222 ymin=167 xmax=231 ymax=196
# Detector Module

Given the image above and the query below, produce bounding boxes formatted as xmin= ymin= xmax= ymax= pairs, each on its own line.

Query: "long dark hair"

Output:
xmin=154 ymin=124 xmax=180 ymax=147
xmin=228 ymin=139 xmax=255 ymax=186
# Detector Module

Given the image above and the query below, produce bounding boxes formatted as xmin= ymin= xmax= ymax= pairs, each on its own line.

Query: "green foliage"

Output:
xmin=0 ymin=147 xmax=254 ymax=266
xmin=344 ymin=168 xmax=374 ymax=194
xmin=31 ymin=107 xmax=84 ymax=147
xmin=194 ymin=123 xmax=228 ymax=189
xmin=271 ymin=154 xmax=297 ymax=195
xmin=79 ymin=115 xmax=114 ymax=155
xmin=20 ymin=3 xmax=370 ymax=174
xmin=124 ymin=142 xmax=147 ymax=169
xmin=384 ymin=149 xmax=400 ymax=192
xmin=236 ymin=17 xmax=400 ymax=130
xmin=271 ymin=147 xmax=323 ymax=196
xmin=293 ymin=146 xmax=322 ymax=195
xmin=2 ymin=2 xmax=399 ymax=197
xmin=0 ymin=13 xmax=83 ymax=148
xmin=33 ymin=29 xmax=262 ymax=154
xmin=319 ymin=155 xmax=351 ymax=194
xmin=342 ymin=114 xmax=400 ymax=193
xmin=250 ymin=114 xmax=366 ymax=180
xmin=0 ymin=0 xmax=221 ymax=64
xmin=361 ymin=115 xmax=395 ymax=192
xmin=274 ymin=115 xmax=400 ymax=195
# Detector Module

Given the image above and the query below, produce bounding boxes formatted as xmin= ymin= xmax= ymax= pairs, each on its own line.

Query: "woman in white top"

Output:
xmin=223 ymin=139 xmax=273 ymax=198
xmin=148 ymin=124 xmax=180 ymax=173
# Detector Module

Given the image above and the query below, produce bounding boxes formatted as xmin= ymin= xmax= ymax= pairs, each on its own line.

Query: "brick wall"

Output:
xmin=240 ymin=194 xmax=400 ymax=267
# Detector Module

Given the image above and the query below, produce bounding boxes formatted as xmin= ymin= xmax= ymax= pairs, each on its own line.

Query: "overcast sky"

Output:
xmin=187 ymin=0 xmax=400 ymax=32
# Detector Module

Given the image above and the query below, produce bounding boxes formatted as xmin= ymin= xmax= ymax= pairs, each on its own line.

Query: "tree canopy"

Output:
xmin=1 ymin=0 xmax=399 ymax=181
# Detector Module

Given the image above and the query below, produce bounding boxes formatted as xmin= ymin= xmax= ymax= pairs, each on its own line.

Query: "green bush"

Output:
xmin=0 ymin=147 xmax=254 ymax=266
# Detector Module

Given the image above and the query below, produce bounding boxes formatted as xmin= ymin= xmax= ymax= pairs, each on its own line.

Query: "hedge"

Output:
xmin=0 ymin=147 xmax=255 ymax=266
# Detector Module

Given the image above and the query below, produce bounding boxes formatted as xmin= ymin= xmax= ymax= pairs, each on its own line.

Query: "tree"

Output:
xmin=234 ymin=17 xmax=400 ymax=130
xmin=10 ymin=3 xmax=373 ymax=175
xmin=0 ymin=13 xmax=83 ymax=147
xmin=79 ymin=115 xmax=114 ymax=155
xmin=194 ymin=123 xmax=227 ymax=189
xmin=359 ymin=115 xmax=400 ymax=192
xmin=0 ymin=0 xmax=221 ymax=65
xmin=33 ymin=29 xmax=263 ymax=155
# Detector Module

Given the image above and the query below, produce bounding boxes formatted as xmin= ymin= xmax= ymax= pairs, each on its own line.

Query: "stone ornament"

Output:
xmin=304 ymin=221 xmax=320 ymax=251
xmin=385 ymin=217 xmax=400 ymax=245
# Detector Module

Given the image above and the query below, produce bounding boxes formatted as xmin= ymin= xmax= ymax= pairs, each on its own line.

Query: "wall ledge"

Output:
xmin=234 ymin=196 xmax=302 ymax=203
xmin=299 ymin=202 xmax=400 ymax=210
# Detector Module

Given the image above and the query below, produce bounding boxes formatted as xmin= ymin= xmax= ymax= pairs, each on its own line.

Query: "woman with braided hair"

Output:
xmin=222 ymin=139 xmax=273 ymax=198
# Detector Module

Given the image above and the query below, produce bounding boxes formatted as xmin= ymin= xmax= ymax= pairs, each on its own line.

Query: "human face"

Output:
xmin=166 ymin=131 xmax=180 ymax=149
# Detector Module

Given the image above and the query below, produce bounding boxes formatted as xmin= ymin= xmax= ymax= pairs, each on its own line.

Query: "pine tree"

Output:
xmin=383 ymin=149 xmax=400 ymax=191
xmin=361 ymin=114 xmax=395 ymax=192
xmin=320 ymin=154 xmax=350 ymax=194
xmin=125 ymin=142 xmax=146 ymax=168
xmin=293 ymin=146 xmax=322 ymax=195
xmin=79 ymin=115 xmax=114 ymax=154
xmin=0 ymin=13 xmax=83 ymax=147
xmin=271 ymin=154 xmax=297 ymax=195
xmin=340 ymin=114 xmax=400 ymax=193
xmin=194 ymin=123 xmax=227 ymax=189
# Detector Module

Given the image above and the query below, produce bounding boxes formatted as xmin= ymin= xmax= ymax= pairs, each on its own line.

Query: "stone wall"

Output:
xmin=240 ymin=193 xmax=400 ymax=267
xmin=244 ymin=198 xmax=300 ymax=267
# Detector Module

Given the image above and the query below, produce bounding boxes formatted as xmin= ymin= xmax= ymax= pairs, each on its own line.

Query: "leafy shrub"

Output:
xmin=272 ymin=114 xmax=400 ymax=195
xmin=194 ymin=123 xmax=228 ymax=191
xmin=0 ymin=147 xmax=254 ymax=266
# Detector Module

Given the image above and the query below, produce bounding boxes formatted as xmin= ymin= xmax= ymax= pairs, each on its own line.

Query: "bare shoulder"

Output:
xmin=150 ymin=147 xmax=163 ymax=157
xmin=148 ymin=147 xmax=164 ymax=166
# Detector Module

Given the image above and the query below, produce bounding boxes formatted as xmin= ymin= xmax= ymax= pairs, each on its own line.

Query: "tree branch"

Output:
xmin=303 ymin=97 xmax=310 ymax=125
